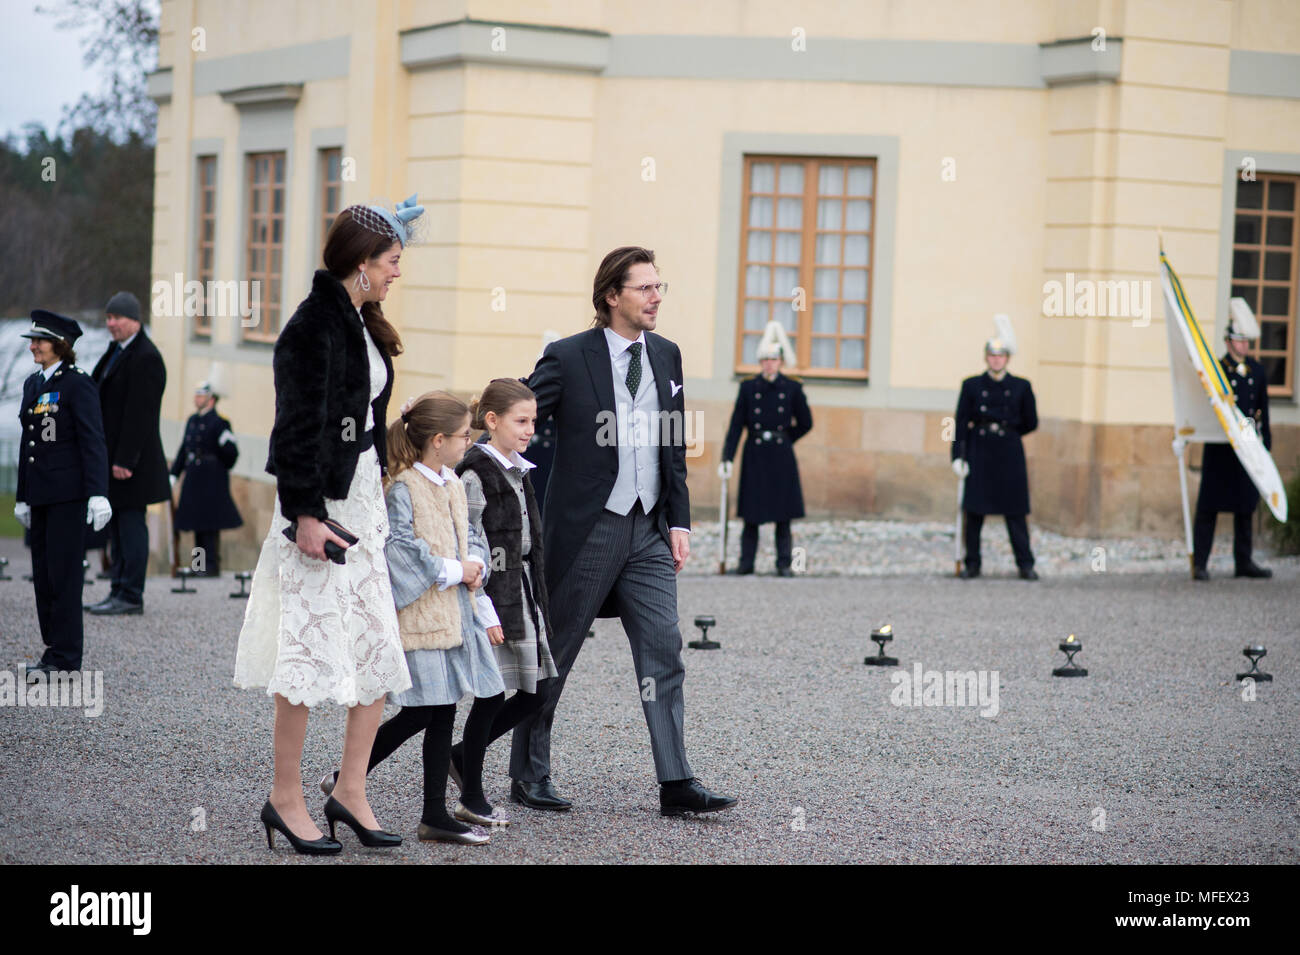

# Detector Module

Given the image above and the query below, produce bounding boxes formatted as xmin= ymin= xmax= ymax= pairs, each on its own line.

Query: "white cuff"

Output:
xmin=437 ymin=558 xmax=463 ymax=591
xmin=475 ymin=593 xmax=500 ymax=629
xmin=669 ymin=526 xmax=691 ymax=534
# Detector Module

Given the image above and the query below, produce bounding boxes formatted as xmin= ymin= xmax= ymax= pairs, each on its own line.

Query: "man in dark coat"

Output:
xmin=1192 ymin=314 xmax=1272 ymax=580
xmin=951 ymin=332 xmax=1039 ymax=579
xmin=509 ymin=246 xmax=735 ymax=818
xmin=721 ymin=321 xmax=813 ymax=576
xmin=86 ymin=291 xmax=171 ymax=615
xmin=170 ymin=379 xmax=242 ymax=577
xmin=13 ymin=311 xmax=111 ymax=677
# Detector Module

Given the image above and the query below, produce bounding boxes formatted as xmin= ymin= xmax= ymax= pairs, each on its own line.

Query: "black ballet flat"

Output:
xmin=323 ymin=796 xmax=402 ymax=847
xmin=260 ymin=800 xmax=342 ymax=855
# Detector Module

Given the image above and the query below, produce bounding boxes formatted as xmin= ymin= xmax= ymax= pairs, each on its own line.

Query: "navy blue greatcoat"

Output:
xmin=721 ymin=373 xmax=813 ymax=524
xmin=951 ymin=371 xmax=1037 ymax=516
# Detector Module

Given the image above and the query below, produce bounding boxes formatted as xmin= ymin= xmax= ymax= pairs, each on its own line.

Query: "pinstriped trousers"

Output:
xmin=509 ymin=504 xmax=693 ymax=784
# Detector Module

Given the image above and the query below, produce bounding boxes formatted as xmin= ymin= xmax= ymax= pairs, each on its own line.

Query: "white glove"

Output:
xmin=170 ymin=474 xmax=178 ymax=490
xmin=87 ymin=496 xmax=113 ymax=532
xmin=717 ymin=461 xmax=733 ymax=479
xmin=14 ymin=502 xmax=30 ymax=529
xmin=951 ymin=459 xmax=969 ymax=478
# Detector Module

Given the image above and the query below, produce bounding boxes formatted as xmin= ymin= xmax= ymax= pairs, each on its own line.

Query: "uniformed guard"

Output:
xmin=951 ymin=316 xmax=1039 ymax=579
xmin=11 ymin=311 xmax=112 ymax=679
xmin=720 ymin=321 xmax=813 ymax=576
xmin=1192 ymin=307 xmax=1272 ymax=580
xmin=169 ymin=373 xmax=242 ymax=577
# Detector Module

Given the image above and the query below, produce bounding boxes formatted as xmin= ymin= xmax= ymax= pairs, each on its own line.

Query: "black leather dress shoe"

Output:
xmin=1192 ymin=567 xmax=1210 ymax=581
xmin=88 ymin=597 xmax=143 ymax=616
xmin=510 ymin=777 xmax=572 ymax=810
xmin=728 ymin=567 xmax=754 ymax=576
xmin=1019 ymin=567 xmax=1039 ymax=581
xmin=959 ymin=567 xmax=980 ymax=579
xmin=1235 ymin=562 xmax=1273 ymax=578
xmin=25 ymin=663 xmax=53 ymax=683
xmin=85 ymin=596 xmax=116 ymax=612
xmin=776 ymin=567 xmax=794 ymax=577
xmin=659 ymin=778 xmax=738 ymax=816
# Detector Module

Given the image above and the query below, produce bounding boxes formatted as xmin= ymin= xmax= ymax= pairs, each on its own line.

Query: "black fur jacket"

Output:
xmin=265 ymin=269 xmax=394 ymax=522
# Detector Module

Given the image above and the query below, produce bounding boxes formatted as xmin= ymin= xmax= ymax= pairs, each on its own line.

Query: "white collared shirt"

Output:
xmin=41 ymin=360 xmax=63 ymax=381
xmin=118 ymin=331 xmax=139 ymax=350
xmin=481 ymin=442 xmax=536 ymax=472
xmin=411 ymin=461 xmax=484 ymax=590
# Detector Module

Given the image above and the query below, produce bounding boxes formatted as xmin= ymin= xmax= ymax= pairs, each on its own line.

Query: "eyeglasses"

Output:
xmin=621 ymin=283 xmax=668 ymax=297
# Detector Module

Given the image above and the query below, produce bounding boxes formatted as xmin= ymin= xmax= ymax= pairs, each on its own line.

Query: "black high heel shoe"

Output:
xmin=323 ymin=796 xmax=402 ymax=847
xmin=260 ymin=800 xmax=342 ymax=855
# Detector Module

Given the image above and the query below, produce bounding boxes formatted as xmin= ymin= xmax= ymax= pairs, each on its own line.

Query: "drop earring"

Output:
xmin=353 ymin=270 xmax=371 ymax=293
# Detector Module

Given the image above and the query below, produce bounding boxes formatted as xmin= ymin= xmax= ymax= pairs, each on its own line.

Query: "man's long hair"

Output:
xmin=591 ymin=246 xmax=655 ymax=328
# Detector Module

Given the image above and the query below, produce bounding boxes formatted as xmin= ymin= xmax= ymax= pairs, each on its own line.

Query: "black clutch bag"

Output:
xmin=282 ymin=517 xmax=358 ymax=565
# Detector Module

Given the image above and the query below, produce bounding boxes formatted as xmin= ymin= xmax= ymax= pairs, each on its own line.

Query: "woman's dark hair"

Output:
xmin=51 ymin=339 xmax=76 ymax=365
xmin=322 ymin=207 xmax=404 ymax=357
xmin=591 ymin=246 xmax=656 ymax=328
xmin=386 ymin=390 xmax=470 ymax=478
xmin=468 ymin=378 xmax=536 ymax=431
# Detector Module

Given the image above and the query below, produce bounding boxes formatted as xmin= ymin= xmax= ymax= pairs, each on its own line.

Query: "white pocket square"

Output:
xmin=670 ymin=380 xmax=683 ymax=397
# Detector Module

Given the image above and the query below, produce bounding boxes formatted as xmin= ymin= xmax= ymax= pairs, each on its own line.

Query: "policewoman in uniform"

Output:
xmin=1192 ymin=307 xmax=1272 ymax=580
xmin=951 ymin=318 xmax=1038 ymax=579
xmin=169 ymin=376 xmax=243 ymax=577
xmin=721 ymin=321 xmax=813 ymax=576
xmin=11 ymin=311 xmax=112 ymax=679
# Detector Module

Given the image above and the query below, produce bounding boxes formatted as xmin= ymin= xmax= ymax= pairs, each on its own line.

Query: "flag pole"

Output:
xmin=1173 ymin=436 xmax=1194 ymax=576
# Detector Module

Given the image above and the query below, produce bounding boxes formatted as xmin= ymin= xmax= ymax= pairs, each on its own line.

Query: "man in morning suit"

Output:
xmin=509 ymin=246 xmax=737 ymax=816
xmin=86 ymin=291 xmax=171 ymax=615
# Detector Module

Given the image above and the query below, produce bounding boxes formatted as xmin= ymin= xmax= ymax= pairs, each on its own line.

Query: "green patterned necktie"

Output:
xmin=625 ymin=341 xmax=642 ymax=397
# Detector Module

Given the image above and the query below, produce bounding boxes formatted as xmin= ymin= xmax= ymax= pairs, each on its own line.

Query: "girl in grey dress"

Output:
xmin=325 ymin=390 xmax=510 ymax=844
xmin=451 ymin=379 xmax=560 ymax=810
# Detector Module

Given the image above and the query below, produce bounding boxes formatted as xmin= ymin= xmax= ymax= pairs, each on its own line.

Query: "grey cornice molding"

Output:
xmin=146 ymin=67 xmax=173 ymax=105
xmin=220 ymin=84 xmax=304 ymax=108
xmin=1229 ymin=50 xmax=1300 ymax=99
xmin=1039 ymin=35 xmax=1123 ymax=87
xmin=193 ymin=36 xmax=350 ymax=97
xmin=401 ymin=17 xmax=610 ymax=72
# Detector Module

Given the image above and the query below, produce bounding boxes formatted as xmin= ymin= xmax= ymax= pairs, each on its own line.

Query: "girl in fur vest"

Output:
xmin=321 ymin=390 xmax=509 ymax=843
xmin=451 ymin=379 xmax=560 ymax=808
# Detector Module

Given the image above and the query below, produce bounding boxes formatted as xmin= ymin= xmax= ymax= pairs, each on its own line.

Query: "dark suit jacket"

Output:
xmin=528 ymin=326 xmax=691 ymax=597
xmin=91 ymin=331 xmax=171 ymax=509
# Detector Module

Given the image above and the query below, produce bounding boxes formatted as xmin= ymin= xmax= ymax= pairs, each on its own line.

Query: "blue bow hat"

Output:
xmin=370 ymin=194 xmax=425 ymax=247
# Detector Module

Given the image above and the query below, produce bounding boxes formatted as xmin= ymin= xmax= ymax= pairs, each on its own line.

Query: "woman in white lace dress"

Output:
xmin=233 ymin=198 xmax=424 ymax=854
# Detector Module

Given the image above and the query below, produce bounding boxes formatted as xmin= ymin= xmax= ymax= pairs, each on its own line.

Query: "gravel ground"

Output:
xmin=0 ymin=532 xmax=1296 ymax=865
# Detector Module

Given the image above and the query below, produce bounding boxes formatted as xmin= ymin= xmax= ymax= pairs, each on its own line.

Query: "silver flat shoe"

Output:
xmin=319 ymin=771 xmax=338 ymax=796
xmin=454 ymin=802 xmax=510 ymax=827
xmin=418 ymin=821 xmax=490 ymax=845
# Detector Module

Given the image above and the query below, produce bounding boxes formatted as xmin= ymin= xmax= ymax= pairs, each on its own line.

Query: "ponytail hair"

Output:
xmin=468 ymin=378 xmax=536 ymax=431
xmin=385 ymin=390 xmax=470 ymax=478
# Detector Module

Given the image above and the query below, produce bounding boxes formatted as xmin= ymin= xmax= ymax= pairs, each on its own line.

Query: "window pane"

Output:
xmin=774 ymin=231 xmax=801 ymax=263
xmin=272 ymin=218 xmax=283 ymax=244
xmin=1262 ymin=355 xmax=1285 ymax=385
xmin=844 ymin=234 xmax=869 ymax=266
xmin=747 ymin=230 xmax=772 ymax=262
xmin=746 ymin=265 xmax=771 ymax=296
xmin=202 ymin=219 xmax=213 ymax=241
xmin=269 ymin=279 xmax=280 ymax=308
xmin=815 ymin=233 xmax=840 ymax=265
xmin=749 ymin=196 xmax=772 ymax=228
xmin=1234 ymin=215 xmax=1261 ymax=244
xmin=812 ymin=303 xmax=837 ymax=333
xmin=774 ymin=266 xmax=799 ymax=300
xmin=846 ymin=164 xmax=873 ymax=196
xmin=273 ymin=189 xmax=284 ymax=213
xmin=776 ymin=309 xmax=797 ymax=334
xmin=814 ymin=268 xmax=839 ymax=298
xmin=271 ymin=248 xmax=282 ymax=274
xmin=843 ymin=269 xmax=868 ymax=301
xmin=1266 ymin=217 xmax=1293 ymax=246
xmin=744 ymin=299 xmax=770 ymax=330
xmin=845 ymin=199 xmax=870 ymax=231
xmin=1261 ymin=285 xmax=1288 ymax=315
xmin=200 ymin=249 xmax=212 ymax=272
xmin=252 ymin=190 xmax=262 ymax=213
xmin=742 ymin=334 xmax=759 ymax=364
xmin=810 ymin=337 xmax=836 ymax=367
xmin=817 ymin=199 xmax=841 ymax=230
xmin=750 ymin=162 xmax=775 ymax=193
xmin=778 ymin=163 xmax=804 ymax=194
xmin=1264 ymin=251 xmax=1291 ymax=281
xmin=1261 ymin=320 xmax=1288 ymax=351
xmin=250 ymin=248 xmax=264 ymax=272
xmin=328 ymin=152 xmax=341 ymax=178
xmin=777 ymin=197 xmax=802 ymax=228
xmin=1267 ymin=180 xmax=1295 ymax=211
xmin=842 ymin=303 xmax=867 ymax=335
xmin=203 ymin=191 xmax=213 ymax=213
xmin=1232 ymin=284 xmax=1258 ymax=309
xmin=1232 ymin=249 xmax=1259 ymax=279
xmin=818 ymin=164 xmax=843 ymax=195
xmin=1237 ymin=180 xmax=1263 ymax=209
xmin=273 ymin=156 xmax=285 ymax=181
xmin=839 ymin=338 xmax=865 ymax=370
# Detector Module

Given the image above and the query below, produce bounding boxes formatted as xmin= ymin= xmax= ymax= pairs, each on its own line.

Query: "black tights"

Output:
xmin=368 ymin=704 xmax=464 ymax=831
xmin=455 ymin=689 xmax=548 ymax=815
